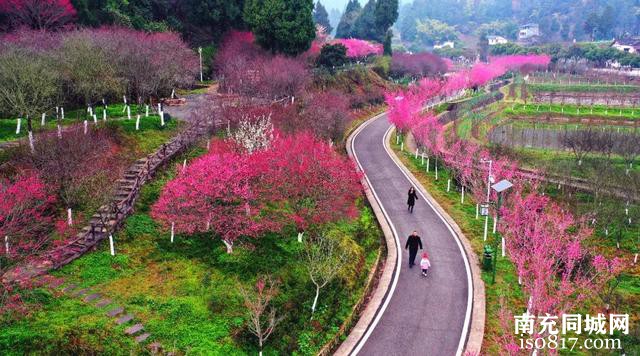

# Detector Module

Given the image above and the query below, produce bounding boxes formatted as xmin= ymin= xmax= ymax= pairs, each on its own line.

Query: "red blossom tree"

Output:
xmin=0 ymin=0 xmax=76 ymax=30
xmin=0 ymin=173 xmax=55 ymax=261
xmin=255 ymin=133 xmax=362 ymax=241
xmin=301 ymin=90 xmax=351 ymax=142
xmin=151 ymin=148 xmax=275 ymax=253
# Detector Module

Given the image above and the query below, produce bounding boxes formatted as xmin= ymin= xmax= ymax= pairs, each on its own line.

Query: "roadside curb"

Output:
xmin=400 ymin=132 xmax=486 ymax=355
xmin=334 ymin=112 xmax=398 ymax=356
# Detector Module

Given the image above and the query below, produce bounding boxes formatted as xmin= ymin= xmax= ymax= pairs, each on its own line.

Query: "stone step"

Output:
xmin=135 ymin=333 xmax=151 ymax=343
xmin=62 ymin=284 xmax=78 ymax=293
xmin=95 ymin=299 xmax=112 ymax=308
xmin=125 ymin=323 xmax=144 ymax=335
xmin=48 ymin=278 xmax=65 ymax=288
xmin=84 ymin=293 xmax=101 ymax=302
xmin=73 ymin=288 xmax=90 ymax=297
xmin=148 ymin=342 xmax=162 ymax=353
xmin=116 ymin=314 xmax=134 ymax=325
xmin=106 ymin=307 xmax=124 ymax=317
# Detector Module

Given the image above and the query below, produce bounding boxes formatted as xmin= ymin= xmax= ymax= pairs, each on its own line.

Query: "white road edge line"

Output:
xmin=350 ymin=113 xmax=403 ymax=356
xmin=382 ymin=125 xmax=473 ymax=356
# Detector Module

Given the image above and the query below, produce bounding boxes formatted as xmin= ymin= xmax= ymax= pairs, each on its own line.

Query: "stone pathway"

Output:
xmin=42 ymin=275 xmax=171 ymax=354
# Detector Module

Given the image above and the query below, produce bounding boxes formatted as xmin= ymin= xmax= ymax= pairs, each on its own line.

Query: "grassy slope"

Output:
xmin=1 ymin=146 xmax=382 ymax=356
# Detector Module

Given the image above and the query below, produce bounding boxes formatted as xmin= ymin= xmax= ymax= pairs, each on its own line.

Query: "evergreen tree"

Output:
xmin=335 ymin=0 xmax=361 ymax=38
xmin=244 ymin=0 xmax=315 ymax=56
xmin=351 ymin=0 xmax=378 ymax=40
xmin=313 ymin=1 xmax=332 ymax=34
xmin=374 ymin=0 xmax=398 ymax=38
xmin=383 ymin=29 xmax=392 ymax=56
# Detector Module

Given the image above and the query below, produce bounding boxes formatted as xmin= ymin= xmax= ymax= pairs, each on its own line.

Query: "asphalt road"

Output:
xmin=351 ymin=113 xmax=471 ymax=356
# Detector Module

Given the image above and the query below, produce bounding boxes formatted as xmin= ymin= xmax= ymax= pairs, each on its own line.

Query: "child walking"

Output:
xmin=420 ymin=252 xmax=431 ymax=277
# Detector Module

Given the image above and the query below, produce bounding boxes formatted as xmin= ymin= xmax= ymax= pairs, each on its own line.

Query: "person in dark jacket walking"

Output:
xmin=405 ymin=231 xmax=423 ymax=268
xmin=407 ymin=187 xmax=418 ymax=213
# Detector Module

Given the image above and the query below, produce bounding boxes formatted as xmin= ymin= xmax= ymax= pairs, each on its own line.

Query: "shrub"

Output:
xmin=316 ymin=43 xmax=348 ymax=70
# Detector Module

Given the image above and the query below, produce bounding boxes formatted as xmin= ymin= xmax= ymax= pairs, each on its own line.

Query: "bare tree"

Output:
xmin=238 ymin=275 xmax=282 ymax=356
xmin=304 ymin=234 xmax=349 ymax=317
xmin=561 ymin=128 xmax=597 ymax=166
xmin=614 ymin=132 xmax=640 ymax=174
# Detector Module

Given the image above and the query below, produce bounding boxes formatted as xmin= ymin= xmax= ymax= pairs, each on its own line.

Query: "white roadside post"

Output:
xmin=109 ymin=234 xmax=115 ymax=256
xmin=480 ymin=159 xmax=493 ymax=242
xmin=136 ymin=114 xmax=140 ymax=130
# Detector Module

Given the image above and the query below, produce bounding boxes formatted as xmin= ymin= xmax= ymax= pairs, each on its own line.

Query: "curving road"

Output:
xmin=350 ymin=113 xmax=472 ymax=356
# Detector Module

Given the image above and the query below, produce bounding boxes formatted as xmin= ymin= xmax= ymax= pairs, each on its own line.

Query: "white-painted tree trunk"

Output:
xmin=145 ymin=105 xmax=149 ymax=117
xmin=435 ymin=163 xmax=438 ymax=180
xmin=311 ymin=285 xmax=320 ymax=316
xmin=483 ymin=215 xmax=489 ymax=241
xmin=41 ymin=113 xmax=46 ymax=126
xmin=160 ymin=111 xmax=165 ymax=126
xmin=223 ymin=239 xmax=233 ymax=253
xmin=502 ymin=237 xmax=505 ymax=257
xmin=103 ymin=109 xmax=107 ymax=121
xmin=297 ymin=231 xmax=304 ymax=243
xmin=421 ymin=153 xmax=424 ymax=165
xmin=15 ymin=118 xmax=21 ymax=134
xmin=88 ymin=106 xmax=93 ymax=117
xmin=136 ymin=115 xmax=140 ymax=130
xmin=400 ymin=142 xmax=404 ymax=151
xmin=57 ymin=124 xmax=62 ymax=139
xmin=415 ymin=149 xmax=418 ymax=159
xmin=493 ymin=215 xmax=497 ymax=233
xmin=83 ymin=120 xmax=88 ymax=134
xmin=182 ymin=159 xmax=187 ymax=172
xmin=61 ymin=107 xmax=64 ymax=120
xmin=127 ymin=105 xmax=131 ymax=120
xmin=4 ymin=235 xmax=8 ymax=255
xmin=67 ymin=208 xmax=73 ymax=226
xmin=634 ymin=253 xmax=638 ymax=264
xmin=94 ymin=114 xmax=98 ymax=122
xmin=426 ymin=157 xmax=430 ymax=172
xmin=447 ymin=179 xmax=451 ymax=192
xmin=109 ymin=234 xmax=115 ymax=256
xmin=206 ymin=139 xmax=210 ymax=151
xmin=475 ymin=204 xmax=479 ymax=219
xmin=123 ymin=95 xmax=127 ymax=105
xmin=170 ymin=222 xmax=175 ymax=243
xmin=28 ymin=131 xmax=34 ymax=153
xmin=461 ymin=186 xmax=465 ymax=204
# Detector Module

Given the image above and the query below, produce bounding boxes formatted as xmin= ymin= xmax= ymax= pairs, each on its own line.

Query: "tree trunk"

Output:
xmin=311 ymin=284 xmax=320 ymax=317
xmin=223 ymin=239 xmax=233 ymax=254
xmin=67 ymin=208 xmax=73 ymax=226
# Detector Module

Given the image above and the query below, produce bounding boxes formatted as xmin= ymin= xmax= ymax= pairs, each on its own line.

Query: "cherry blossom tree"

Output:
xmin=255 ymin=133 xmax=362 ymax=242
xmin=228 ymin=114 xmax=275 ymax=154
xmin=152 ymin=149 xmax=275 ymax=253
xmin=0 ymin=173 xmax=55 ymax=261
xmin=0 ymin=0 xmax=76 ymax=30
xmin=330 ymin=38 xmax=382 ymax=58
xmin=390 ymin=52 xmax=448 ymax=78
xmin=301 ymin=89 xmax=351 ymax=142
xmin=385 ymin=89 xmax=422 ymax=134
xmin=499 ymin=192 xmax=622 ymax=317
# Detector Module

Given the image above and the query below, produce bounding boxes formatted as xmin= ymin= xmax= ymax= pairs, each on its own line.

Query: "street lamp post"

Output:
xmin=480 ymin=159 xmax=494 ymax=241
xmin=198 ymin=47 xmax=203 ymax=82
xmin=490 ymin=179 xmax=513 ymax=284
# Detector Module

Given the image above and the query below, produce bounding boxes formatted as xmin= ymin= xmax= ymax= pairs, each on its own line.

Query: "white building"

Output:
xmin=518 ymin=24 xmax=540 ymax=40
xmin=612 ymin=38 xmax=640 ymax=54
xmin=487 ymin=35 xmax=508 ymax=46
xmin=433 ymin=41 xmax=455 ymax=50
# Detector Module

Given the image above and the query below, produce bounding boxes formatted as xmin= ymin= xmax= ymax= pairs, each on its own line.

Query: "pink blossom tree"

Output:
xmin=0 ymin=173 xmax=55 ymax=261
xmin=0 ymin=0 xmax=76 ymax=30
xmin=385 ymin=89 xmax=422 ymax=134
xmin=152 ymin=149 xmax=276 ymax=253
xmin=255 ymin=133 xmax=362 ymax=242
xmin=330 ymin=38 xmax=382 ymax=58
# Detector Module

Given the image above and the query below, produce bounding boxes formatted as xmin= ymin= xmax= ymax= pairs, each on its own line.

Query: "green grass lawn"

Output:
xmin=0 ymin=104 xmax=160 ymax=143
xmin=528 ymin=83 xmax=640 ymax=93
xmin=0 ymin=147 xmax=382 ymax=356
xmin=504 ymin=103 xmax=639 ymax=120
